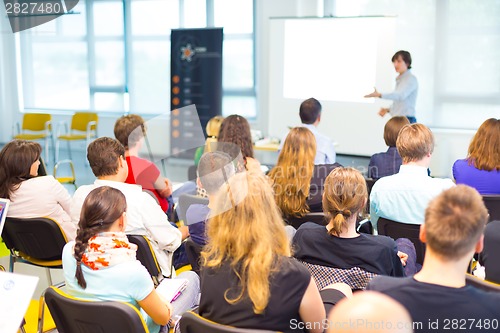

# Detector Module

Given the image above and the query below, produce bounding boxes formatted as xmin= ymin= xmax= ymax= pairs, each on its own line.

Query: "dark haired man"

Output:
xmin=365 ymin=50 xmax=418 ymax=123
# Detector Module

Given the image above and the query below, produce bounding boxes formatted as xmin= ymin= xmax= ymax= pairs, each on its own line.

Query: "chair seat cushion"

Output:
xmin=14 ymin=134 xmax=48 ymax=140
xmin=58 ymin=134 xmax=88 ymax=140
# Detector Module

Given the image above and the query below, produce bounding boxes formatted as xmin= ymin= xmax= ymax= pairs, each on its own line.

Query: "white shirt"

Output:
xmin=382 ymin=69 xmax=418 ymax=117
xmin=70 ymin=179 xmax=182 ymax=277
xmin=370 ymin=165 xmax=455 ymax=229
xmin=8 ymin=176 xmax=76 ymax=240
xmin=279 ymin=124 xmax=336 ymax=165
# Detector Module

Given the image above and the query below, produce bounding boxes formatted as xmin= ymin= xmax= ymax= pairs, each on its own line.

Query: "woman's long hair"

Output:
xmin=0 ymin=140 xmax=41 ymax=200
xmin=268 ymin=127 xmax=316 ymax=218
xmin=467 ymin=118 xmax=500 ymax=171
xmin=74 ymin=186 xmax=127 ymax=288
xmin=322 ymin=167 xmax=367 ymax=236
xmin=217 ymin=115 xmax=254 ymax=159
xmin=204 ymin=116 xmax=224 ymax=153
xmin=202 ymin=171 xmax=291 ymax=314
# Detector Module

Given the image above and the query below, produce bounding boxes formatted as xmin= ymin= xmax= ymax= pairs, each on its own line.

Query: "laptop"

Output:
xmin=0 ymin=198 xmax=10 ymax=237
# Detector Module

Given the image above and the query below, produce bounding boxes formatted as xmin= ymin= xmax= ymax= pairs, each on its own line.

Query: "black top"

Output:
xmin=308 ymin=163 xmax=342 ymax=212
xmin=479 ymin=221 xmax=500 ymax=284
xmin=293 ymin=222 xmax=404 ymax=277
xmin=199 ymin=256 xmax=311 ymax=332
xmin=368 ymin=276 xmax=500 ymax=333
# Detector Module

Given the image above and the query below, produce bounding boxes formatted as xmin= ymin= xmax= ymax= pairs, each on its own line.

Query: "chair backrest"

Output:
xmin=285 ymin=212 xmax=327 ymax=230
xmin=377 ymin=217 xmax=426 ymax=265
xmin=37 ymin=157 xmax=48 ymax=176
xmin=1 ymin=217 xmax=67 ymax=261
xmin=22 ymin=113 xmax=52 ymax=132
xmin=483 ymin=195 xmax=500 ymax=222
xmin=127 ymin=235 xmax=163 ymax=285
xmin=188 ymin=165 xmax=197 ymax=181
xmin=71 ymin=112 xmax=98 ymax=132
xmin=465 ymin=274 xmax=500 ymax=293
xmin=179 ymin=311 xmax=278 ymax=333
xmin=45 ymin=286 xmax=149 ymax=333
xmin=177 ymin=194 xmax=209 ymax=223
xmin=185 ymin=237 xmax=203 ymax=274
xmin=299 ymin=260 xmax=377 ymax=290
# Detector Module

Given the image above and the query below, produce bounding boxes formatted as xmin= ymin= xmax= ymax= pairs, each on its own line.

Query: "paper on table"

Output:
xmin=155 ymin=278 xmax=188 ymax=303
xmin=0 ymin=271 xmax=39 ymax=333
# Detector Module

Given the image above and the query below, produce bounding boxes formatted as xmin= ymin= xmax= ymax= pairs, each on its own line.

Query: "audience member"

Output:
xmin=327 ymin=291 xmax=413 ymax=333
xmin=279 ymin=98 xmax=336 ymax=164
xmin=70 ymin=137 xmax=185 ymax=277
xmin=114 ymin=114 xmax=173 ymax=214
xmin=370 ymin=123 xmax=454 ymax=229
xmin=270 ymin=127 xmax=341 ymax=220
xmin=453 ymin=118 xmax=500 ymax=194
xmin=368 ymin=185 xmax=500 ymax=333
xmin=293 ymin=167 xmax=407 ymax=278
xmin=186 ymin=151 xmax=236 ymax=245
xmin=479 ymin=220 xmax=500 ymax=284
xmin=63 ymin=186 xmax=199 ymax=333
xmin=368 ymin=116 xmax=410 ymax=180
xmin=194 ymin=115 xmax=224 ymax=166
xmin=199 ymin=171 xmax=350 ymax=333
xmin=217 ymin=114 xmax=261 ymax=173
xmin=0 ymin=140 xmax=75 ymax=239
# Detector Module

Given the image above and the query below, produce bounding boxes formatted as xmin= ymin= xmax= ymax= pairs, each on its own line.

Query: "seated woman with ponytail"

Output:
xmin=293 ymin=167 xmax=408 ymax=278
xmin=62 ymin=186 xmax=199 ymax=333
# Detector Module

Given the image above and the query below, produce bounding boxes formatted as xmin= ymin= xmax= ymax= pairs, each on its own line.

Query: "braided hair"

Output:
xmin=74 ymin=186 xmax=127 ymax=288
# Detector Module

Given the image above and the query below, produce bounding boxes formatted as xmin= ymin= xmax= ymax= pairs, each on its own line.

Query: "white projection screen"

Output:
xmin=267 ymin=16 xmax=397 ymax=156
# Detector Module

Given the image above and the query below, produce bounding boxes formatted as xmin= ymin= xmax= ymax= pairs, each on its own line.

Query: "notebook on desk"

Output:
xmin=155 ymin=278 xmax=189 ymax=303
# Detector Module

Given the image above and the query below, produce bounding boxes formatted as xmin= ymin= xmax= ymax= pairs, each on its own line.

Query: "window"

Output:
xmin=19 ymin=0 xmax=256 ymax=118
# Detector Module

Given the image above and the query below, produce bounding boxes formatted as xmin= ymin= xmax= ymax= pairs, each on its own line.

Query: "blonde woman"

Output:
xmin=194 ymin=116 xmax=224 ymax=166
xmin=269 ymin=127 xmax=340 ymax=220
xmin=293 ymin=167 xmax=408 ymax=277
xmin=199 ymin=172 xmax=350 ymax=332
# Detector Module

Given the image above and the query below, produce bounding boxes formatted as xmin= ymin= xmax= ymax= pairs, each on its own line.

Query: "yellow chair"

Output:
xmin=55 ymin=112 xmax=98 ymax=162
xmin=14 ymin=113 xmax=54 ymax=163
xmin=53 ymin=160 xmax=77 ymax=190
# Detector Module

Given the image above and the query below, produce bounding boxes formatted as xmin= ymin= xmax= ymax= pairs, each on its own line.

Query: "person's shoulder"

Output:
xmin=371 ymin=173 xmax=396 ymax=191
xmin=297 ymin=222 xmax=324 ymax=232
xmin=279 ymin=257 xmax=311 ymax=278
xmin=368 ymin=276 xmax=413 ymax=292
xmin=25 ymin=175 xmax=57 ymax=185
xmin=430 ymin=176 xmax=455 ymax=189
xmin=360 ymin=233 xmax=396 ymax=248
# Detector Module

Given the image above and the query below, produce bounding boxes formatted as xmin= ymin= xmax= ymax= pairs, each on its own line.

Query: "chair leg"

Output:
xmin=66 ymin=140 xmax=72 ymax=160
xmin=20 ymin=318 xmax=27 ymax=333
xmin=55 ymin=139 xmax=60 ymax=163
xmin=9 ymin=254 xmax=15 ymax=272
xmin=45 ymin=268 xmax=53 ymax=286
xmin=37 ymin=291 xmax=46 ymax=333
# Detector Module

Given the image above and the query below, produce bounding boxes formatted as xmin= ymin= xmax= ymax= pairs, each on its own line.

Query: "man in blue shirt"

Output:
xmin=365 ymin=50 xmax=418 ymax=124
xmin=280 ymin=97 xmax=336 ymax=165
xmin=370 ymin=123 xmax=454 ymax=230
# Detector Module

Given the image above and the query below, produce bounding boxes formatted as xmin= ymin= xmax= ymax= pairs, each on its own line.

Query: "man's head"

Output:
xmin=396 ymin=123 xmax=434 ymax=164
xmin=114 ymin=114 xmax=146 ymax=150
xmin=197 ymin=151 xmax=236 ymax=195
xmin=299 ymin=98 xmax=322 ymax=125
xmin=422 ymin=185 xmax=488 ymax=260
xmin=327 ymin=291 xmax=412 ymax=333
xmin=87 ymin=137 xmax=127 ymax=180
xmin=392 ymin=50 xmax=412 ymax=73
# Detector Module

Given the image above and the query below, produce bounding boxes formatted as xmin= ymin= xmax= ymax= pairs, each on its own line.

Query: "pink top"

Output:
xmin=7 ymin=176 xmax=76 ymax=240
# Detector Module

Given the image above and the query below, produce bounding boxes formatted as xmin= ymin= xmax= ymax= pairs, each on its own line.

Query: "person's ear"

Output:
xmin=196 ymin=177 xmax=203 ymax=189
xmin=419 ymin=224 xmax=426 ymax=243
xmin=474 ymin=234 xmax=484 ymax=254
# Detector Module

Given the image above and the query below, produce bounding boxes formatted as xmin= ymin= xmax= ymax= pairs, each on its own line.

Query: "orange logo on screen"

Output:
xmin=172 ymin=86 xmax=180 ymax=94
xmin=172 ymin=76 xmax=180 ymax=83
xmin=172 ymin=97 xmax=180 ymax=106
xmin=180 ymin=44 xmax=195 ymax=62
